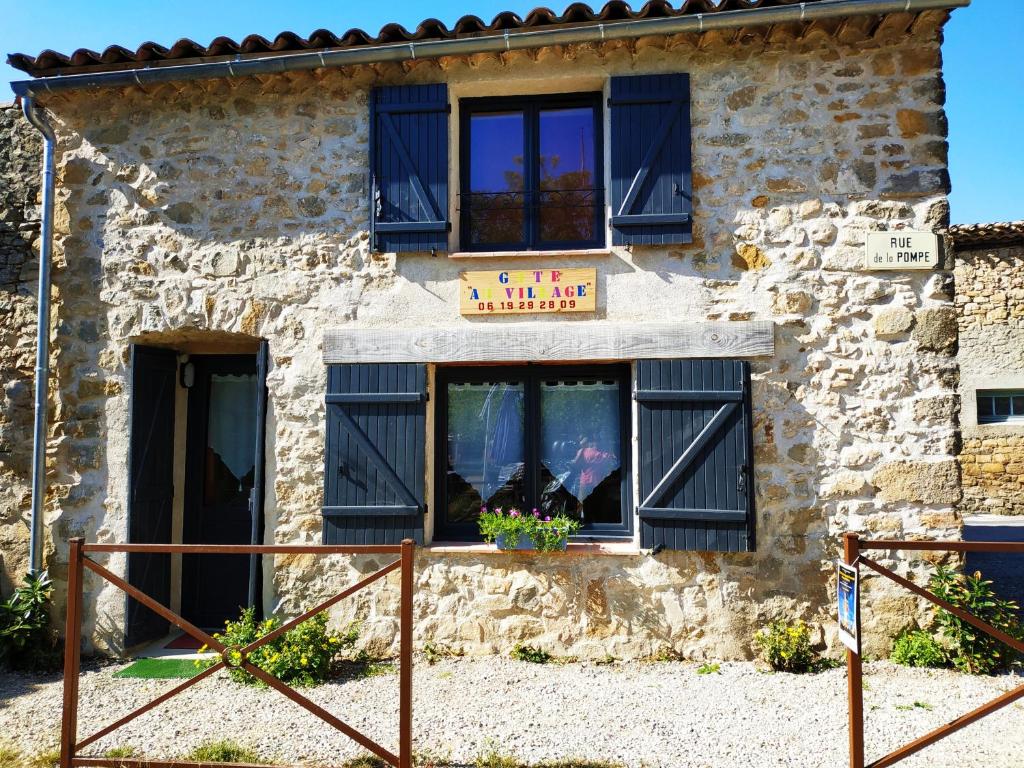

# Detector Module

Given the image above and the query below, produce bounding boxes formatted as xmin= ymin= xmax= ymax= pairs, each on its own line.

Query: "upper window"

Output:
xmin=459 ymin=94 xmax=605 ymax=252
xmin=436 ymin=364 xmax=630 ymax=541
xmin=977 ymin=390 xmax=1024 ymax=424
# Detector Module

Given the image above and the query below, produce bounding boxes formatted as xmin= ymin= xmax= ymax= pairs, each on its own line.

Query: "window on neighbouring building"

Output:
xmin=977 ymin=390 xmax=1024 ymax=424
xmin=436 ymin=364 xmax=630 ymax=540
xmin=459 ymin=94 xmax=604 ymax=252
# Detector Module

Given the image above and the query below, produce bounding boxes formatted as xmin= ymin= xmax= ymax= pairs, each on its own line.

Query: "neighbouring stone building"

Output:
xmin=0 ymin=103 xmax=41 ymax=596
xmin=952 ymin=221 xmax=1024 ymax=516
xmin=2 ymin=0 xmax=968 ymax=661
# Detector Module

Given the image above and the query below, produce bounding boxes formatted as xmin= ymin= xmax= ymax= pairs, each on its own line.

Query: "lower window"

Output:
xmin=977 ymin=389 xmax=1024 ymax=424
xmin=436 ymin=364 xmax=631 ymax=541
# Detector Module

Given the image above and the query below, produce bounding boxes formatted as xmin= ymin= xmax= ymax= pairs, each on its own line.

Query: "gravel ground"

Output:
xmin=1 ymin=658 xmax=1022 ymax=767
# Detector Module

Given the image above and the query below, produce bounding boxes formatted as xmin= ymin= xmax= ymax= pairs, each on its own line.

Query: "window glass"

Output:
xmin=539 ymin=379 xmax=622 ymax=525
xmin=977 ymin=390 xmax=1024 ymax=423
xmin=445 ymin=382 xmax=527 ymax=526
xmin=467 ymin=111 xmax=525 ymax=247
xmin=205 ymin=374 xmax=257 ymax=505
xmin=438 ymin=366 xmax=629 ymax=540
xmin=538 ymin=107 xmax=597 ymax=244
xmin=462 ymin=95 xmax=603 ymax=252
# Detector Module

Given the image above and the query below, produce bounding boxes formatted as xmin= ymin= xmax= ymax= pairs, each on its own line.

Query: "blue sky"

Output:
xmin=2 ymin=1 xmax=1021 ymax=224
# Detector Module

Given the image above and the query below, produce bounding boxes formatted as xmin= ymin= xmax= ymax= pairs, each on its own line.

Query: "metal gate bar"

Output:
xmin=844 ymin=533 xmax=1024 ymax=768
xmin=59 ymin=538 xmax=415 ymax=768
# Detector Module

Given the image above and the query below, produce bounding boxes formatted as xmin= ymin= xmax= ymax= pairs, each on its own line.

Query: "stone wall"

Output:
xmin=16 ymin=22 xmax=959 ymax=660
xmin=955 ymin=237 xmax=1024 ymax=515
xmin=0 ymin=103 xmax=41 ymax=596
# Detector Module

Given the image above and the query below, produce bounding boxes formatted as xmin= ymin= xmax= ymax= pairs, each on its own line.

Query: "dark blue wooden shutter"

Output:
xmin=126 ymin=345 xmax=176 ymax=646
xmin=323 ymin=364 xmax=426 ymax=545
xmin=636 ymin=359 xmax=754 ymax=552
xmin=609 ymin=73 xmax=692 ymax=246
xmin=371 ymin=83 xmax=449 ymax=253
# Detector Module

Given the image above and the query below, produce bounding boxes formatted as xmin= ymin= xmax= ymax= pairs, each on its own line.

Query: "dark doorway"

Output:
xmin=180 ymin=349 xmax=268 ymax=629
xmin=125 ymin=346 xmax=177 ymax=647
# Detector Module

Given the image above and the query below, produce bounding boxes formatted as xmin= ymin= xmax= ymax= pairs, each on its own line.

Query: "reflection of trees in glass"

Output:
xmin=469 ymin=156 xmax=596 ymax=246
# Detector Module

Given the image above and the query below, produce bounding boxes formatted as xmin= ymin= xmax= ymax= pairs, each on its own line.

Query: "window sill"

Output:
xmin=448 ymin=248 xmax=611 ymax=260
xmin=427 ymin=541 xmax=641 ymax=556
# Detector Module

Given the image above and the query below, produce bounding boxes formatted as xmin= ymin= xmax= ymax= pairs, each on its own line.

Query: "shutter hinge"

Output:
xmin=737 ymin=466 xmax=747 ymax=495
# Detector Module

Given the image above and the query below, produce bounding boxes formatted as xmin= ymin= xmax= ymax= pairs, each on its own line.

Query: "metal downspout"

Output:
xmin=20 ymin=96 xmax=56 ymax=575
xmin=9 ymin=0 xmax=970 ymax=98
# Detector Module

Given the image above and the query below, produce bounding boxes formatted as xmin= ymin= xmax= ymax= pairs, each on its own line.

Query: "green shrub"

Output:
xmin=753 ymin=619 xmax=819 ymax=673
xmin=890 ymin=630 xmax=947 ymax=668
xmin=478 ymin=506 xmax=581 ymax=551
xmin=103 ymin=747 xmax=137 ymax=759
xmin=510 ymin=644 xmax=551 ymax=664
xmin=206 ymin=607 xmax=357 ymax=686
xmin=0 ymin=572 xmax=61 ymax=671
xmin=929 ymin=567 xmax=1023 ymax=674
xmin=185 ymin=740 xmax=265 ymax=764
xmin=696 ymin=662 xmax=721 ymax=675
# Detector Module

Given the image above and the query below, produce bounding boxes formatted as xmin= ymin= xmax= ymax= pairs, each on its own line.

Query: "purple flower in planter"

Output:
xmin=481 ymin=506 xmax=488 ymax=514
xmin=532 ymin=508 xmax=540 ymax=518
xmin=510 ymin=509 xmax=520 ymax=518
xmin=544 ymin=516 xmax=551 ymax=522
xmin=495 ymin=507 xmax=503 ymax=515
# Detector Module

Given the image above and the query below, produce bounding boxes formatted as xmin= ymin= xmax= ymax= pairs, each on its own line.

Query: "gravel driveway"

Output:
xmin=1 ymin=659 xmax=1021 ymax=767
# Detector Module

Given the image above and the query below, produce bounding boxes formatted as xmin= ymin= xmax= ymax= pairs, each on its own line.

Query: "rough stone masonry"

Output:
xmin=0 ymin=103 xmax=41 ymax=597
xmin=954 ymin=223 xmax=1024 ymax=516
xmin=1 ymin=16 xmax=964 ymax=660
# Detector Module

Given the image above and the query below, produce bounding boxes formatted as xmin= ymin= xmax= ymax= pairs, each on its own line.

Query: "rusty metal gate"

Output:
xmin=843 ymin=533 xmax=1024 ymax=768
xmin=59 ymin=538 xmax=415 ymax=768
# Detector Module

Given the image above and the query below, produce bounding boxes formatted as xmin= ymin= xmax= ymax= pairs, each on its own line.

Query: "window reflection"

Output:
xmin=204 ymin=374 xmax=257 ymax=505
xmin=468 ymin=111 xmax=525 ymax=246
xmin=538 ymin=107 xmax=597 ymax=243
xmin=445 ymin=382 xmax=527 ymax=525
xmin=539 ymin=379 xmax=621 ymax=525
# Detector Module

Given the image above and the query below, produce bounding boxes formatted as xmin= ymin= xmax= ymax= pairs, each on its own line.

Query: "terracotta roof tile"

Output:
xmin=947 ymin=222 xmax=1024 ymax=250
xmin=8 ymin=0 xmax=839 ymax=76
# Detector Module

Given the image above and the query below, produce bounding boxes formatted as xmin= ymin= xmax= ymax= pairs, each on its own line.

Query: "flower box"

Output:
xmin=479 ymin=506 xmax=580 ymax=552
xmin=495 ymin=532 xmax=568 ymax=552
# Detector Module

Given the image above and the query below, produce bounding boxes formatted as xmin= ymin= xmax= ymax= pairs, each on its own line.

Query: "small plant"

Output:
xmin=594 ymin=653 xmax=617 ymax=665
xmin=510 ymin=643 xmax=551 ymax=664
xmin=423 ymin=641 xmax=463 ymax=665
xmin=26 ymin=750 xmax=60 ymax=768
xmin=478 ymin=506 xmax=581 ymax=552
xmin=342 ymin=756 xmax=389 ymax=768
xmin=696 ymin=662 xmax=721 ymax=675
xmin=185 ymin=740 xmax=266 ymax=764
xmin=753 ymin=619 xmax=819 ymax=673
xmin=0 ymin=571 xmax=61 ymax=671
xmin=890 ymin=629 xmax=948 ymax=669
xmin=103 ymin=747 xmax=137 ymax=759
xmin=474 ymin=744 xmax=519 ymax=768
xmin=895 ymin=700 xmax=933 ymax=712
xmin=929 ymin=566 xmax=1023 ymax=674
xmin=648 ymin=645 xmax=682 ymax=662
xmin=203 ymin=607 xmax=357 ymax=687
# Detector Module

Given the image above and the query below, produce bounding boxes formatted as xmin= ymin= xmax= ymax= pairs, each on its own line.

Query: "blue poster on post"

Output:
xmin=837 ymin=561 xmax=859 ymax=653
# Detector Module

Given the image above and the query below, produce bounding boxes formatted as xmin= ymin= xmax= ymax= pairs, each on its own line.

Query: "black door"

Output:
xmin=181 ymin=353 xmax=266 ymax=629
xmin=126 ymin=345 xmax=177 ymax=647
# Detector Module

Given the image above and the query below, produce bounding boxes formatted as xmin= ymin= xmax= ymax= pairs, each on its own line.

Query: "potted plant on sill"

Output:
xmin=478 ymin=506 xmax=581 ymax=552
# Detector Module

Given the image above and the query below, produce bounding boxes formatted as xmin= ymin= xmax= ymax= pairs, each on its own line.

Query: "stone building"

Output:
xmin=3 ymin=0 xmax=967 ymax=660
xmin=0 ymin=103 xmax=41 ymax=596
xmin=952 ymin=221 xmax=1024 ymax=516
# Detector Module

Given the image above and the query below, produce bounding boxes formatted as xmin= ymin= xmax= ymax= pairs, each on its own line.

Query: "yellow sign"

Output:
xmin=460 ymin=268 xmax=597 ymax=315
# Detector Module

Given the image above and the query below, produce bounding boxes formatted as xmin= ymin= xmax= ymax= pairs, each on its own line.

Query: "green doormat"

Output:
xmin=114 ymin=658 xmax=214 ymax=680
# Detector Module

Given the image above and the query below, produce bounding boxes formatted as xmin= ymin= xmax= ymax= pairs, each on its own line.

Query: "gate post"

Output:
xmin=399 ymin=539 xmax=414 ymax=768
xmin=844 ymin=532 xmax=864 ymax=768
xmin=60 ymin=538 xmax=84 ymax=768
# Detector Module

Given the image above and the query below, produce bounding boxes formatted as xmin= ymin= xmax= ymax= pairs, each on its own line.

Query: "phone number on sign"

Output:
xmin=476 ymin=299 xmax=578 ymax=313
